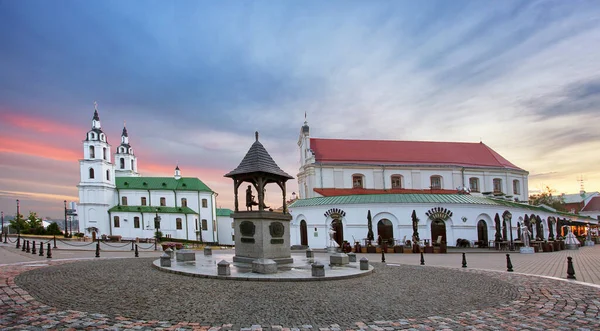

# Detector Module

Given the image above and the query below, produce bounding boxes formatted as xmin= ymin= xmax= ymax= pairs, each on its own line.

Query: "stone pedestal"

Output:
xmin=330 ymin=253 xmax=349 ymax=265
xmin=585 ymin=240 xmax=595 ymax=247
xmin=347 ymin=253 xmax=356 ymax=262
xmin=164 ymin=248 xmax=173 ymax=259
xmin=204 ymin=246 xmax=212 ymax=256
xmin=217 ymin=260 xmax=231 ymax=276
xmin=566 ymin=244 xmax=579 ymax=250
xmin=327 ymin=246 xmax=338 ymax=253
xmin=306 ymin=248 xmax=314 ymax=259
xmin=360 ymin=257 xmax=369 ymax=270
xmin=176 ymin=249 xmax=196 ymax=262
xmin=252 ymin=258 xmax=278 ymax=274
xmin=232 ymin=211 xmax=293 ymax=264
xmin=312 ymin=262 xmax=325 ymax=277
xmin=519 ymin=247 xmax=535 ymax=254
xmin=160 ymin=253 xmax=171 ymax=267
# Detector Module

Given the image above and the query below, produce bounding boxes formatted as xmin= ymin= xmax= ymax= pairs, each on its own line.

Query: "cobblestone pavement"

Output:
xmin=0 ymin=257 xmax=599 ymax=330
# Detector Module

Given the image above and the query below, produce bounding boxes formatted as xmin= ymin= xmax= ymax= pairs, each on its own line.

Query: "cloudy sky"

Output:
xmin=1 ymin=0 xmax=599 ymax=218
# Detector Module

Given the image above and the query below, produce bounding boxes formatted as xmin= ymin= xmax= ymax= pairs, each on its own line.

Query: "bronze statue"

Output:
xmin=245 ymin=185 xmax=258 ymax=211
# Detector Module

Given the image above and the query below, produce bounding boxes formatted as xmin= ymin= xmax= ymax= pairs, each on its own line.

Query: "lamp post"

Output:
xmin=506 ymin=212 xmax=514 ymax=251
xmin=16 ymin=199 xmax=21 ymax=238
xmin=63 ymin=200 xmax=69 ymax=237
xmin=1 ymin=211 xmax=4 ymax=243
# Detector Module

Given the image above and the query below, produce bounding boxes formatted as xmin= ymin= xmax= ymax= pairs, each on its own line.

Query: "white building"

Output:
xmin=77 ymin=104 xmax=220 ymax=242
xmin=289 ymin=120 xmax=597 ymax=248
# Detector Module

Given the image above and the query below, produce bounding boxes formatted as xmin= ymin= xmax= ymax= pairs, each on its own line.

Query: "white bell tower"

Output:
xmin=77 ymin=102 xmax=117 ymax=237
xmin=114 ymin=122 xmax=140 ymax=177
xmin=297 ymin=113 xmax=314 ymax=199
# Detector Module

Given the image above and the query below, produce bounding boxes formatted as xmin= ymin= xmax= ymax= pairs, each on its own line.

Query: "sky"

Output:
xmin=1 ymin=0 xmax=599 ymax=219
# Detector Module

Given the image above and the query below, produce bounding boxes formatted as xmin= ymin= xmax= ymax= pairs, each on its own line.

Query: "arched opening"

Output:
xmin=331 ymin=218 xmax=343 ymax=246
xmin=89 ymin=146 xmax=95 ymax=158
xmin=300 ymin=220 xmax=308 ymax=246
xmin=120 ymin=158 xmax=125 ymax=169
xmin=477 ymin=220 xmax=488 ymax=247
xmin=377 ymin=219 xmax=393 ymax=245
xmin=89 ymin=168 xmax=95 ymax=179
xmin=103 ymin=147 xmax=107 ymax=160
xmin=430 ymin=219 xmax=446 ymax=244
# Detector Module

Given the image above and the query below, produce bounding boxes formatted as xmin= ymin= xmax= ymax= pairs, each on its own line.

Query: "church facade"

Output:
xmin=77 ymin=105 xmax=223 ymax=242
xmin=289 ymin=120 xmax=597 ymax=249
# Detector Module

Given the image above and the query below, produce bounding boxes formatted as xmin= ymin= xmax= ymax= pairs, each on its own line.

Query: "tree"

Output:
xmin=9 ymin=213 xmax=28 ymax=234
xmin=26 ymin=212 xmax=45 ymax=235
xmin=529 ymin=186 xmax=566 ymax=212
xmin=46 ymin=222 xmax=62 ymax=235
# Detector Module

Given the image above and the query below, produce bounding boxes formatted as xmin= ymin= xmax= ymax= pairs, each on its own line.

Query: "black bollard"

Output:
xmin=131 ymin=241 xmax=134 ymax=251
xmin=26 ymin=240 xmax=30 ymax=253
xmin=53 ymin=235 xmax=57 ymax=249
xmin=381 ymin=248 xmax=385 ymax=263
xmin=46 ymin=243 xmax=52 ymax=258
xmin=22 ymin=239 xmax=26 ymax=251
xmin=16 ymin=234 xmax=20 ymax=249
xmin=420 ymin=252 xmax=425 ymax=265
xmin=462 ymin=252 xmax=467 ymax=268
xmin=95 ymin=240 xmax=100 ymax=258
xmin=567 ymin=256 xmax=576 ymax=279
xmin=506 ymin=254 xmax=513 ymax=272
xmin=32 ymin=240 xmax=36 ymax=254
xmin=39 ymin=241 xmax=44 ymax=256
xmin=135 ymin=244 xmax=139 ymax=257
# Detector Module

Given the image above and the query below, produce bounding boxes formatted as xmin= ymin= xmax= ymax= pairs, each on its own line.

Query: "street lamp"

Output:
xmin=16 ymin=199 xmax=21 ymax=242
xmin=63 ymin=200 xmax=70 ymax=238
xmin=1 ymin=211 xmax=5 ymax=243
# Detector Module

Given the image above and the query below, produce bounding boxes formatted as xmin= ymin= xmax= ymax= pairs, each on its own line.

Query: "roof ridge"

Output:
xmin=311 ymin=137 xmax=480 ymax=145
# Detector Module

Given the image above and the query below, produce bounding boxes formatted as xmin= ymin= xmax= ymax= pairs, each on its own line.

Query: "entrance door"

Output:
xmin=300 ymin=220 xmax=308 ymax=246
xmin=331 ymin=219 xmax=343 ymax=246
xmin=477 ymin=220 xmax=488 ymax=246
xmin=377 ymin=219 xmax=393 ymax=245
xmin=430 ymin=219 xmax=446 ymax=244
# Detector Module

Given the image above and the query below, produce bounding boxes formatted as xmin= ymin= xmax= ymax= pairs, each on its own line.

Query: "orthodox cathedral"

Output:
xmin=77 ymin=104 xmax=221 ymax=242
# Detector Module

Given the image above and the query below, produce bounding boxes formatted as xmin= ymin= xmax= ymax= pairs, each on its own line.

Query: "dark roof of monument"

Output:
xmin=224 ymin=132 xmax=294 ymax=180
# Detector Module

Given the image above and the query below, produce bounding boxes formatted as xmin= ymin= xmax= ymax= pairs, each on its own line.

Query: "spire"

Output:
xmin=174 ymin=164 xmax=181 ymax=179
xmin=93 ymin=101 xmax=100 ymax=121
xmin=301 ymin=112 xmax=309 ymax=134
xmin=122 ymin=121 xmax=128 ymax=137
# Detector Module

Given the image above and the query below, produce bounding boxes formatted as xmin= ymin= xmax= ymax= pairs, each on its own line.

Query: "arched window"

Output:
xmin=100 ymin=133 xmax=105 ymax=142
xmin=513 ymin=180 xmax=520 ymax=194
xmin=181 ymin=198 xmax=187 ymax=207
xmin=89 ymin=146 xmax=95 ymax=158
xmin=106 ymin=170 xmax=110 ymax=181
xmin=131 ymin=160 xmax=134 ymax=171
xmin=391 ymin=175 xmax=403 ymax=189
xmin=176 ymin=218 xmax=183 ymax=230
xmin=160 ymin=197 xmax=166 ymax=206
xmin=201 ymin=219 xmax=208 ymax=230
xmin=89 ymin=168 xmax=95 ymax=179
xmin=493 ymin=178 xmax=503 ymax=193
xmin=202 ymin=199 xmax=208 ymax=208
xmin=430 ymin=175 xmax=442 ymax=189
xmin=352 ymin=174 xmax=364 ymax=188
xmin=141 ymin=197 xmax=147 ymax=206
xmin=120 ymin=158 xmax=125 ymax=169
xmin=134 ymin=217 xmax=140 ymax=228
xmin=103 ymin=147 xmax=107 ymax=160
xmin=469 ymin=178 xmax=479 ymax=192
xmin=113 ymin=216 xmax=120 ymax=228
xmin=121 ymin=196 xmax=127 ymax=206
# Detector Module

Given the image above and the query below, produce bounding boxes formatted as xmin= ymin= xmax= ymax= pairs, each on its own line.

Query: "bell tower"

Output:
xmin=297 ymin=113 xmax=314 ymax=199
xmin=114 ymin=122 xmax=140 ymax=177
xmin=77 ymin=102 xmax=117 ymax=237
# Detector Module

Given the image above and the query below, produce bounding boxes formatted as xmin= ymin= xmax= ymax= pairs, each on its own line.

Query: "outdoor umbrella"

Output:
xmin=536 ymin=215 xmax=544 ymax=240
xmin=494 ymin=213 xmax=502 ymax=242
xmin=517 ymin=222 xmax=522 ymax=240
xmin=367 ymin=210 xmax=374 ymax=243
xmin=523 ymin=214 xmax=530 ymax=241
xmin=529 ymin=214 xmax=535 ymax=238
xmin=548 ymin=217 xmax=554 ymax=240
xmin=411 ymin=210 xmax=419 ymax=242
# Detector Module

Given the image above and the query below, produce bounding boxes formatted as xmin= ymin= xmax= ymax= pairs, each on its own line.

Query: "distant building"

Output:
xmin=289 ymin=120 xmax=597 ymax=248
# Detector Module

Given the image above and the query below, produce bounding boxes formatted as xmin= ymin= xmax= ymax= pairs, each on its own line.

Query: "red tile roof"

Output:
xmin=314 ymin=188 xmax=461 ymax=197
xmin=581 ymin=197 xmax=600 ymax=212
xmin=310 ymin=138 xmax=524 ymax=171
